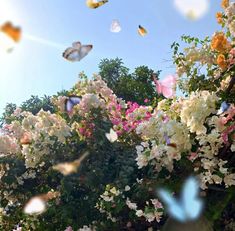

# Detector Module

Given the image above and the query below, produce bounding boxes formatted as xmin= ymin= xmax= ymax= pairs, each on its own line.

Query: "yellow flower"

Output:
xmin=221 ymin=0 xmax=229 ymax=9
xmin=211 ymin=32 xmax=231 ymax=53
xmin=217 ymin=54 xmax=227 ymax=70
xmin=216 ymin=12 xmax=223 ymax=24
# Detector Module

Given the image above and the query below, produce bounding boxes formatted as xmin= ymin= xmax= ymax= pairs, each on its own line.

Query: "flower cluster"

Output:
xmin=126 ymin=197 xmax=163 ymax=223
xmin=1 ymin=110 xmax=71 ymax=168
xmin=96 ymin=184 xmax=164 ymax=224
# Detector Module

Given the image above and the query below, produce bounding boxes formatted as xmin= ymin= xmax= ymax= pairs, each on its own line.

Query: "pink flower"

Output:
xmin=222 ymin=123 xmax=235 ymax=144
xmin=188 ymin=152 xmax=198 ymax=161
xmin=64 ymin=226 xmax=73 ymax=231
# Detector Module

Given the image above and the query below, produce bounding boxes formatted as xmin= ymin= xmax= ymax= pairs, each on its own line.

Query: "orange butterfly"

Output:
xmin=138 ymin=25 xmax=147 ymax=36
xmin=0 ymin=22 xmax=21 ymax=42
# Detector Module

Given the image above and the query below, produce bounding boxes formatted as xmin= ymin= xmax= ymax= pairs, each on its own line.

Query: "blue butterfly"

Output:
xmin=217 ymin=101 xmax=230 ymax=115
xmin=65 ymin=96 xmax=81 ymax=113
xmin=158 ymin=176 xmax=203 ymax=223
xmin=164 ymin=132 xmax=177 ymax=148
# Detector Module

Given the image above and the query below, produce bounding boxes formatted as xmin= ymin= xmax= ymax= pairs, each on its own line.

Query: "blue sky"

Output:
xmin=0 ymin=0 xmax=221 ymax=115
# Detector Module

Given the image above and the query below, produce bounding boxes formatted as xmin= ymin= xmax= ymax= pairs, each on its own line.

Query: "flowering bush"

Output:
xmin=0 ymin=1 xmax=235 ymax=230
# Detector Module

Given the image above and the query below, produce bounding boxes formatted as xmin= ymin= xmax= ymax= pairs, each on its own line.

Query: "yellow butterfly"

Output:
xmin=53 ymin=151 xmax=89 ymax=176
xmin=138 ymin=25 xmax=147 ymax=36
xmin=86 ymin=0 xmax=108 ymax=9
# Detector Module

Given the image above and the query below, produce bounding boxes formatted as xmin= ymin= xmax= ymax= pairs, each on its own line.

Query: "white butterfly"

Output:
xmin=158 ymin=176 xmax=203 ymax=222
xmin=105 ymin=128 xmax=118 ymax=143
xmin=174 ymin=0 xmax=209 ymax=20
xmin=110 ymin=20 xmax=121 ymax=33
xmin=24 ymin=196 xmax=46 ymax=215
xmin=63 ymin=41 xmax=93 ymax=62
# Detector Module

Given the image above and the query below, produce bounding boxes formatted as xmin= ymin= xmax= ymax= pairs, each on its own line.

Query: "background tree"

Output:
xmin=99 ymin=58 xmax=160 ymax=104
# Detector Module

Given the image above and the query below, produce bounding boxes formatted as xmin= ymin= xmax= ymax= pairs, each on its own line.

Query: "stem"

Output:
xmin=226 ymin=76 xmax=235 ymax=94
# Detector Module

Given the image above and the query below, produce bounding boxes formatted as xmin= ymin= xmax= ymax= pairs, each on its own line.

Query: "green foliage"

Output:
xmin=99 ymin=58 xmax=160 ymax=104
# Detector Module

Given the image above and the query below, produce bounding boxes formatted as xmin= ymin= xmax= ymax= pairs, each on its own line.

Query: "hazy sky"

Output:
xmin=0 ymin=0 xmax=221 ymax=115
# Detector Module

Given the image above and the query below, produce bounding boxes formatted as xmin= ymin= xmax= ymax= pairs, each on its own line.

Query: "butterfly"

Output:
xmin=217 ymin=101 xmax=230 ymax=115
xmin=63 ymin=41 xmax=93 ymax=62
xmin=153 ymin=74 xmax=177 ymax=98
xmin=174 ymin=0 xmax=209 ymax=21
xmin=110 ymin=20 xmax=121 ymax=33
xmin=158 ymin=176 xmax=203 ymax=222
xmin=163 ymin=133 xmax=177 ymax=148
xmin=105 ymin=128 xmax=118 ymax=143
xmin=138 ymin=25 xmax=147 ymax=36
xmin=0 ymin=22 xmax=21 ymax=53
xmin=65 ymin=96 xmax=81 ymax=113
xmin=86 ymin=0 xmax=108 ymax=9
xmin=24 ymin=191 xmax=59 ymax=215
xmin=53 ymin=151 xmax=89 ymax=176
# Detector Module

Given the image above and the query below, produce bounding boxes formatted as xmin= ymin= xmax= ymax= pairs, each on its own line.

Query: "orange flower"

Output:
xmin=211 ymin=32 xmax=231 ymax=53
xmin=216 ymin=12 xmax=223 ymax=24
xmin=221 ymin=0 xmax=229 ymax=9
xmin=217 ymin=54 xmax=228 ymax=70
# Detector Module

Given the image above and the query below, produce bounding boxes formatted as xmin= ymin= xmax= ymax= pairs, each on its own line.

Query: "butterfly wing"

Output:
xmin=77 ymin=45 xmax=93 ymax=61
xmin=110 ymin=20 xmax=121 ymax=33
xmin=1 ymin=22 xmax=21 ymax=42
xmin=164 ymin=133 xmax=171 ymax=145
xmin=105 ymin=128 xmax=118 ymax=143
xmin=72 ymin=41 xmax=81 ymax=49
xmin=65 ymin=96 xmax=80 ymax=113
xmin=158 ymin=189 xmax=186 ymax=222
xmin=69 ymin=96 xmax=81 ymax=105
xmin=217 ymin=101 xmax=230 ymax=115
xmin=24 ymin=197 xmax=46 ymax=214
xmin=159 ymin=75 xmax=177 ymax=98
xmin=63 ymin=47 xmax=80 ymax=62
xmin=153 ymin=76 xmax=162 ymax=95
xmin=86 ymin=0 xmax=108 ymax=9
xmin=161 ymin=85 xmax=175 ymax=98
xmin=182 ymin=177 xmax=203 ymax=221
xmin=138 ymin=25 xmax=147 ymax=36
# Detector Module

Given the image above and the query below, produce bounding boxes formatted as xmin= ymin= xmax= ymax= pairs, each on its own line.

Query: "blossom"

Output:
xmin=216 ymin=12 xmax=223 ymax=24
xmin=211 ymin=32 xmax=231 ymax=53
xmin=217 ymin=54 xmax=227 ymax=70
xmin=64 ymin=226 xmax=73 ymax=231
xmin=126 ymin=198 xmax=137 ymax=210
xmin=180 ymin=91 xmax=218 ymax=135
xmin=224 ymin=174 xmax=235 ymax=187
xmin=221 ymin=0 xmax=229 ymax=9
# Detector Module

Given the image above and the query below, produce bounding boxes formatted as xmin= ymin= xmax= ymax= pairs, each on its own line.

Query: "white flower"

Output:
xmin=126 ymin=198 xmax=137 ymax=210
xmin=224 ymin=174 xmax=235 ymax=187
xmin=136 ymin=209 xmax=144 ymax=217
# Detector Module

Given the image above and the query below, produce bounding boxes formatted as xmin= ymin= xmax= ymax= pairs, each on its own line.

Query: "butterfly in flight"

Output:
xmin=24 ymin=191 xmax=60 ymax=215
xmin=105 ymin=128 xmax=118 ymax=143
xmin=153 ymin=74 xmax=177 ymax=98
xmin=53 ymin=151 xmax=89 ymax=176
xmin=110 ymin=20 xmax=121 ymax=33
xmin=63 ymin=41 xmax=93 ymax=62
xmin=217 ymin=101 xmax=230 ymax=115
xmin=174 ymin=0 xmax=209 ymax=21
xmin=158 ymin=176 xmax=203 ymax=223
xmin=64 ymin=96 xmax=81 ymax=114
xmin=163 ymin=133 xmax=177 ymax=148
xmin=86 ymin=0 xmax=108 ymax=9
xmin=138 ymin=25 xmax=147 ymax=36
xmin=0 ymin=21 xmax=21 ymax=53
